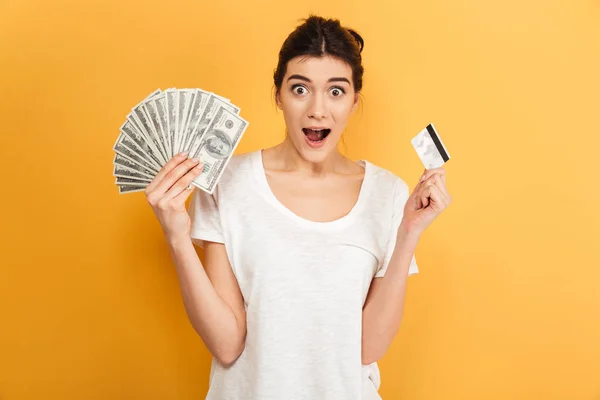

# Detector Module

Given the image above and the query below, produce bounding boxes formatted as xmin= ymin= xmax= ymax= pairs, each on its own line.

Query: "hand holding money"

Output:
xmin=145 ymin=153 xmax=205 ymax=241
xmin=112 ymin=88 xmax=249 ymax=195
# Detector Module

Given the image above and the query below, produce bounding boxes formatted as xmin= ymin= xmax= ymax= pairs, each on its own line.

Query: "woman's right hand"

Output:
xmin=145 ymin=152 xmax=204 ymax=242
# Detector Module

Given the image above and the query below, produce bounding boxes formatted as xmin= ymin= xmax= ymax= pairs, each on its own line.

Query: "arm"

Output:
xmin=361 ymin=167 xmax=451 ymax=365
xmin=167 ymin=238 xmax=247 ymax=366
xmin=361 ymin=223 xmax=420 ymax=365
xmin=144 ymin=153 xmax=246 ymax=366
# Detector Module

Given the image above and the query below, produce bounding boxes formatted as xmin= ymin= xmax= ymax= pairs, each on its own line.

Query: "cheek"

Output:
xmin=281 ymin=100 xmax=306 ymax=122
xmin=332 ymin=101 xmax=354 ymax=122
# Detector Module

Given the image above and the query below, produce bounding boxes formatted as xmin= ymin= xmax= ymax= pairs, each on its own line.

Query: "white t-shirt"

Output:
xmin=188 ymin=150 xmax=418 ymax=400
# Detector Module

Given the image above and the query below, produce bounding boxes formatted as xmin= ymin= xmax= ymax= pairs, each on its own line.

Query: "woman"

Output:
xmin=145 ymin=15 xmax=452 ymax=400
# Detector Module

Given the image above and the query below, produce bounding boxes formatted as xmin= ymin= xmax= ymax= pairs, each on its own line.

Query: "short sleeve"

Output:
xmin=187 ymin=187 xmax=225 ymax=248
xmin=375 ymin=179 xmax=419 ymax=278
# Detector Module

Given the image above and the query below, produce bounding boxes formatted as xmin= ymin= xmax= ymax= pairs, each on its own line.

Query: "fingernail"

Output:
xmin=195 ymin=163 xmax=203 ymax=170
xmin=180 ymin=152 xmax=189 ymax=157
xmin=191 ymin=158 xmax=199 ymax=163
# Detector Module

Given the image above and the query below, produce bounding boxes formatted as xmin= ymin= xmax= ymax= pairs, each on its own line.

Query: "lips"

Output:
xmin=302 ymin=128 xmax=331 ymax=142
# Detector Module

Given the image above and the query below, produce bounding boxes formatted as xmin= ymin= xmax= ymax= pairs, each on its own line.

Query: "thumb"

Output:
xmin=419 ymin=189 xmax=430 ymax=209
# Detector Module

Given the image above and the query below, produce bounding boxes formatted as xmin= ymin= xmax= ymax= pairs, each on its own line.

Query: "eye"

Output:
xmin=330 ymin=86 xmax=346 ymax=97
xmin=291 ymin=84 xmax=308 ymax=95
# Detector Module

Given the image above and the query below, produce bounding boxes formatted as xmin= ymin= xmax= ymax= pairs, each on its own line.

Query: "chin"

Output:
xmin=293 ymin=133 xmax=339 ymax=164
xmin=298 ymin=148 xmax=332 ymax=164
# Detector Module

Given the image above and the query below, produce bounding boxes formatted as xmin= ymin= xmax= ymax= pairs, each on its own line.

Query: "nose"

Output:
xmin=307 ymin=93 xmax=328 ymax=119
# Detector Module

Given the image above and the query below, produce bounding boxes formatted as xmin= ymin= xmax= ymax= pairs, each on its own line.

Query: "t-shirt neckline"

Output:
xmin=251 ymin=149 xmax=372 ymax=231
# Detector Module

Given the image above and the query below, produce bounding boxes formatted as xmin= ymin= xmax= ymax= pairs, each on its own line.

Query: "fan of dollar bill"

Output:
xmin=113 ymin=88 xmax=249 ymax=195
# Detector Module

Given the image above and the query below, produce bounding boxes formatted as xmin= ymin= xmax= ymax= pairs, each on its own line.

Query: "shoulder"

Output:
xmin=211 ymin=150 xmax=258 ymax=196
xmin=222 ymin=150 xmax=256 ymax=177
xmin=365 ymin=160 xmax=411 ymax=201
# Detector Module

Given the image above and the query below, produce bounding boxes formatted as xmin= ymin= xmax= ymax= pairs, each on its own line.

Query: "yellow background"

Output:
xmin=1 ymin=0 xmax=599 ymax=398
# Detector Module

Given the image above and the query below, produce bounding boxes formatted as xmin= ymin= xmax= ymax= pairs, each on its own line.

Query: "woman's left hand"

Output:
xmin=401 ymin=167 xmax=452 ymax=237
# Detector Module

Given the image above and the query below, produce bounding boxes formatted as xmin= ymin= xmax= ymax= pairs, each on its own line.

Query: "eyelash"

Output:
xmin=291 ymin=84 xmax=346 ymax=97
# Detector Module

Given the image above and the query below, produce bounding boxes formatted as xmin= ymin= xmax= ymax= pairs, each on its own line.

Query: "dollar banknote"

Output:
xmin=190 ymin=106 xmax=248 ymax=194
xmin=113 ymin=164 xmax=153 ymax=181
xmin=119 ymin=119 xmax=163 ymax=170
xmin=175 ymin=89 xmax=195 ymax=154
xmin=113 ymin=153 xmax=156 ymax=178
xmin=129 ymin=111 xmax=166 ymax=166
xmin=113 ymin=133 xmax=160 ymax=173
xmin=187 ymin=94 xmax=240 ymax=157
xmin=119 ymin=185 xmax=146 ymax=194
xmin=153 ymin=95 xmax=171 ymax=158
xmin=165 ymin=89 xmax=178 ymax=160
xmin=115 ymin=176 xmax=150 ymax=186
xmin=143 ymin=94 xmax=171 ymax=161
xmin=113 ymin=88 xmax=248 ymax=194
xmin=180 ymin=89 xmax=211 ymax=154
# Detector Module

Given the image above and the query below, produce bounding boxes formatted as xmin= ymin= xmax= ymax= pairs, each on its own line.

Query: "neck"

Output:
xmin=272 ymin=136 xmax=345 ymax=176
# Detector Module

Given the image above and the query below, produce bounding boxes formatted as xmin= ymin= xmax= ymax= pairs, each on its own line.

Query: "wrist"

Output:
xmin=165 ymin=233 xmax=192 ymax=249
xmin=398 ymin=221 xmax=422 ymax=242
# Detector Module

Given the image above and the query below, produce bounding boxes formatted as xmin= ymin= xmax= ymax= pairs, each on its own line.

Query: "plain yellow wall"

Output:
xmin=1 ymin=0 xmax=599 ymax=398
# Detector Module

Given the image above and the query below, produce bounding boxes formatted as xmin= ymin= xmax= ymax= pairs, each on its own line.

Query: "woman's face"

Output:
xmin=276 ymin=55 xmax=359 ymax=164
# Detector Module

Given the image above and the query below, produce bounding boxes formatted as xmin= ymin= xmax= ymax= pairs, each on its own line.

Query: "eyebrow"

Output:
xmin=287 ymin=74 xmax=351 ymax=85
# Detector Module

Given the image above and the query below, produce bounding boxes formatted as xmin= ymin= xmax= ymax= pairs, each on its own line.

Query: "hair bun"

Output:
xmin=347 ymin=29 xmax=364 ymax=53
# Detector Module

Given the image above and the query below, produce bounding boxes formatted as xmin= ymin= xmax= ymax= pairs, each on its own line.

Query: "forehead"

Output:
xmin=285 ymin=55 xmax=352 ymax=83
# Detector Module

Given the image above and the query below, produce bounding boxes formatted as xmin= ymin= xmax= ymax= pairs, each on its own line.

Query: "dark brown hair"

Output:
xmin=273 ymin=15 xmax=365 ymax=96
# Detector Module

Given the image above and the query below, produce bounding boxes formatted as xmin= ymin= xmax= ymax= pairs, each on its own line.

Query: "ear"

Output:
xmin=276 ymin=90 xmax=283 ymax=110
xmin=350 ymin=93 xmax=359 ymax=114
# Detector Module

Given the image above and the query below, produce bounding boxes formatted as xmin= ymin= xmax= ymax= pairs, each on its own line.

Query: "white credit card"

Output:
xmin=411 ymin=123 xmax=450 ymax=169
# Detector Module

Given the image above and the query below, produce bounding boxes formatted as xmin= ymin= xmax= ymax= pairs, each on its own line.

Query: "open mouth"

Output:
xmin=302 ymin=128 xmax=331 ymax=143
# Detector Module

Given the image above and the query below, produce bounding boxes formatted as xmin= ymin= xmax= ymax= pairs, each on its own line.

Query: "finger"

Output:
xmin=419 ymin=178 xmax=449 ymax=209
xmin=167 ymin=163 xmax=205 ymax=201
xmin=424 ymin=184 xmax=450 ymax=210
xmin=414 ymin=189 xmax=425 ymax=209
xmin=173 ymin=182 xmax=198 ymax=206
xmin=419 ymin=185 xmax=434 ymax=210
xmin=421 ymin=174 xmax=450 ymax=203
xmin=419 ymin=185 xmax=430 ymax=209
xmin=413 ymin=168 xmax=446 ymax=206
xmin=151 ymin=157 xmax=201 ymax=196
xmin=427 ymin=176 xmax=451 ymax=203
xmin=420 ymin=167 xmax=446 ymax=184
xmin=413 ymin=171 xmax=428 ymax=192
xmin=424 ymin=181 xmax=450 ymax=206
xmin=436 ymin=179 xmax=451 ymax=203
xmin=437 ymin=169 xmax=446 ymax=186
xmin=426 ymin=185 xmax=448 ymax=210
xmin=146 ymin=152 xmax=190 ymax=194
xmin=419 ymin=168 xmax=445 ymax=184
